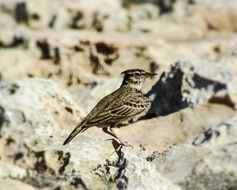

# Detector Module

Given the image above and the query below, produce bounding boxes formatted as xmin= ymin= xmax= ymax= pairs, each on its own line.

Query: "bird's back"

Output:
xmin=84 ymin=85 xmax=150 ymax=127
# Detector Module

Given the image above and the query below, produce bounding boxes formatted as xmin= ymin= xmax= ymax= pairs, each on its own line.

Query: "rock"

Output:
xmin=194 ymin=0 xmax=237 ymax=31
xmin=122 ymin=0 xmax=175 ymax=14
xmin=0 ymin=0 xmax=130 ymax=31
xmin=0 ymin=79 xmax=85 ymax=132
xmin=147 ymin=113 xmax=237 ymax=189
xmin=73 ymin=77 xmax=121 ymax=114
xmin=1 ymin=0 xmax=237 ymax=189
xmin=14 ymin=2 xmax=29 ymax=24
xmin=0 ymin=178 xmax=37 ymax=190
xmin=113 ymin=103 xmax=234 ymax=155
xmin=146 ymin=61 xmax=236 ymax=117
xmin=0 ymin=79 xmax=180 ymax=190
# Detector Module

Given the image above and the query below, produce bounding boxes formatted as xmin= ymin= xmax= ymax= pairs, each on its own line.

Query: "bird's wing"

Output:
xmin=86 ymin=90 xmax=150 ymax=126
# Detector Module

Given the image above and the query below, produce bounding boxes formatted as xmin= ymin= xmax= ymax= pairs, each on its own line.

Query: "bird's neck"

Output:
xmin=121 ymin=80 xmax=143 ymax=90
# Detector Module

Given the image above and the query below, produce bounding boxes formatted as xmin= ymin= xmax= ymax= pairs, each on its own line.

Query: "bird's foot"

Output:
xmin=120 ymin=140 xmax=133 ymax=148
xmin=106 ymin=138 xmax=133 ymax=148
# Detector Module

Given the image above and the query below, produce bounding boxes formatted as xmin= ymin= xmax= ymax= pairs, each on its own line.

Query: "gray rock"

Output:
xmin=147 ymin=113 xmax=237 ymax=190
xmin=0 ymin=79 xmax=180 ymax=190
xmin=114 ymin=103 xmax=234 ymax=155
xmin=1 ymin=0 xmax=237 ymax=189
xmin=146 ymin=61 xmax=235 ymax=117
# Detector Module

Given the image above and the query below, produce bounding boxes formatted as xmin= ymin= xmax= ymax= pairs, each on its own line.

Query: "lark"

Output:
xmin=63 ymin=69 xmax=156 ymax=147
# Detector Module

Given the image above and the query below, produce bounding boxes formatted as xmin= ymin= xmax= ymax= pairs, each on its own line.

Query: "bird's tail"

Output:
xmin=63 ymin=119 xmax=88 ymax=145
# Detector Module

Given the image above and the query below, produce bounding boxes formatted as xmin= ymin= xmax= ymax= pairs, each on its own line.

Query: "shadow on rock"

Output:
xmin=144 ymin=61 xmax=228 ymax=118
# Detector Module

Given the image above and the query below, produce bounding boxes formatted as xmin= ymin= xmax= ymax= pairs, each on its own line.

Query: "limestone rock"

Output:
xmin=114 ymin=103 xmax=234 ymax=155
xmin=0 ymin=79 xmax=180 ymax=190
xmin=194 ymin=0 xmax=237 ymax=31
xmin=1 ymin=0 xmax=237 ymax=189
xmin=146 ymin=61 xmax=236 ymax=117
xmin=147 ymin=113 xmax=237 ymax=190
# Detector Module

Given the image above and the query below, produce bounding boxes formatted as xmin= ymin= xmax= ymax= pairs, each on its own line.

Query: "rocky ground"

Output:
xmin=0 ymin=0 xmax=237 ymax=189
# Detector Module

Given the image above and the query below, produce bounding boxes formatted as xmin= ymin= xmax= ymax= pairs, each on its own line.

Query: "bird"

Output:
xmin=63 ymin=69 xmax=156 ymax=147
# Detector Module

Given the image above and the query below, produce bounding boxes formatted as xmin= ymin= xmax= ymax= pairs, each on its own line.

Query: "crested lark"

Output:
xmin=63 ymin=69 xmax=156 ymax=147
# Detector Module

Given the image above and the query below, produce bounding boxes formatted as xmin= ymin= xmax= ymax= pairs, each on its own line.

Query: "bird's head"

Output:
xmin=121 ymin=69 xmax=156 ymax=89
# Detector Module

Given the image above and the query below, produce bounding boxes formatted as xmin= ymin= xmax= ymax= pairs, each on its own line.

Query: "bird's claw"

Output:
xmin=106 ymin=138 xmax=133 ymax=148
xmin=120 ymin=140 xmax=133 ymax=148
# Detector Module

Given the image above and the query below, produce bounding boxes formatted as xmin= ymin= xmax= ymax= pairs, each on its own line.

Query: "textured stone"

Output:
xmin=147 ymin=113 xmax=237 ymax=190
xmin=146 ymin=60 xmax=236 ymax=117
xmin=0 ymin=79 xmax=180 ymax=190
xmin=114 ymin=103 xmax=234 ymax=155
xmin=195 ymin=0 xmax=237 ymax=31
xmin=1 ymin=0 xmax=237 ymax=189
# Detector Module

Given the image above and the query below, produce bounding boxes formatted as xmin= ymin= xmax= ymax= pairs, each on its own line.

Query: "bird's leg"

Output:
xmin=108 ymin=127 xmax=132 ymax=147
xmin=102 ymin=126 xmax=132 ymax=147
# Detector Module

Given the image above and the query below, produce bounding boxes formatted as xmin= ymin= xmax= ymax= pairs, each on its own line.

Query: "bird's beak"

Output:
xmin=145 ymin=72 xmax=157 ymax=78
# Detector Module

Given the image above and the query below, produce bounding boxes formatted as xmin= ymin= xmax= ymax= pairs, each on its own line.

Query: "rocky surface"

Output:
xmin=149 ymin=114 xmax=237 ymax=190
xmin=0 ymin=0 xmax=237 ymax=189
xmin=146 ymin=60 xmax=236 ymax=117
xmin=0 ymin=79 xmax=180 ymax=190
xmin=114 ymin=103 xmax=235 ymax=154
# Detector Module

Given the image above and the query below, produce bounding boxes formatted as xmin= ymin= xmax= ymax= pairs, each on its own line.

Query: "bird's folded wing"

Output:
xmin=86 ymin=96 xmax=149 ymax=125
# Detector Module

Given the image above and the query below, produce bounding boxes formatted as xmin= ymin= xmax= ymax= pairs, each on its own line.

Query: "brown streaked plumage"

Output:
xmin=63 ymin=69 xmax=156 ymax=146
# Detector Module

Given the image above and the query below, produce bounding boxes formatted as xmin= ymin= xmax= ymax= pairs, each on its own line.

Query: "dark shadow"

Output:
xmin=143 ymin=62 xmax=228 ymax=119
